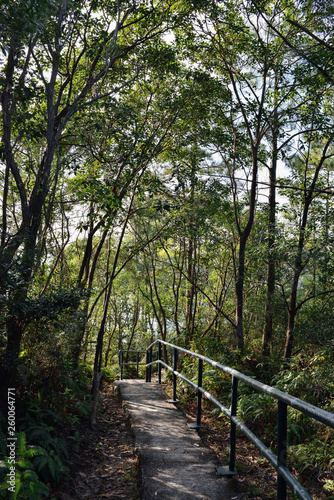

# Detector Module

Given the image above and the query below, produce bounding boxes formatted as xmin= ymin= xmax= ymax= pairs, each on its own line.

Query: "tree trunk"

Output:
xmin=91 ymin=179 xmax=139 ymax=424
xmin=284 ymin=268 xmax=300 ymax=359
xmin=283 ymin=137 xmax=332 ymax=359
xmin=185 ymin=237 xmax=196 ymax=347
xmin=71 ymin=229 xmax=109 ymax=368
xmin=262 ymin=103 xmax=278 ymax=356
xmin=235 ymin=236 xmax=246 ymax=349
xmin=104 ymin=324 xmax=117 ymax=367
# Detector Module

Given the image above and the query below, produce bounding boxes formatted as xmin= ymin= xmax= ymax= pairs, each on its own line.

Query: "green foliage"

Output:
xmin=1 ymin=1 xmax=334 ymax=496
xmin=14 ymin=289 xmax=84 ymax=322
xmin=202 ymin=367 xmax=231 ymax=403
xmin=0 ymin=359 xmax=97 ymax=497
xmin=18 ymin=313 xmax=93 ymax=419
xmin=11 ymin=469 xmax=49 ymax=500
xmin=0 ymin=432 xmax=50 ymax=499
xmin=0 ymin=365 xmax=93 ymax=496
xmin=23 ymin=424 xmax=69 ymax=485
xmin=101 ymin=365 xmax=120 ymax=383
xmin=290 ymin=437 xmax=334 ymax=476
xmin=323 ymin=479 xmax=334 ymax=495
xmin=296 ymin=301 xmax=334 ymax=345
xmin=238 ymin=389 xmax=276 ymax=443
xmin=272 ymin=347 xmax=334 ymax=407
xmin=0 ymin=0 xmax=57 ymax=42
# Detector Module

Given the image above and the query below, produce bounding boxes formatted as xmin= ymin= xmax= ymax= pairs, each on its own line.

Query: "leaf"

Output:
xmin=47 ymin=457 xmax=56 ymax=480
xmin=17 ymin=432 xmax=27 ymax=456
xmin=35 ymin=455 xmax=49 ymax=473
xmin=17 ymin=458 xmax=33 ymax=469
xmin=13 ymin=480 xmax=22 ymax=500
xmin=28 ymin=479 xmax=49 ymax=499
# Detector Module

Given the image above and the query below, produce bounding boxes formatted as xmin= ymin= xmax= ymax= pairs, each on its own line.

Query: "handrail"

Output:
xmin=118 ymin=349 xmax=147 ymax=380
xmin=144 ymin=339 xmax=334 ymax=500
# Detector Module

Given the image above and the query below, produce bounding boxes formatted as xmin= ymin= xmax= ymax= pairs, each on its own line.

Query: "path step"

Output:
xmin=114 ymin=379 xmax=239 ymax=500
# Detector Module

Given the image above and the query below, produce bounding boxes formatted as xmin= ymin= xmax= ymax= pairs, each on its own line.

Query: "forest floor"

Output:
xmin=50 ymin=383 xmax=140 ymax=500
xmin=50 ymin=381 xmax=326 ymax=500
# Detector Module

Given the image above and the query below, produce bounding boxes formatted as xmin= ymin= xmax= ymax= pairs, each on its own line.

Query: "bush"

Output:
xmin=101 ymin=365 xmax=120 ymax=383
xmin=0 ymin=432 xmax=50 ymax=499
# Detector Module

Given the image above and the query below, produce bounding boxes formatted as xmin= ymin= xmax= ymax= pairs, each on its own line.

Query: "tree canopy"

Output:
xmin=1 ymin=0 xmax=334 ymax=378
xmin=1 ymin=0 xmax=334 ymax=496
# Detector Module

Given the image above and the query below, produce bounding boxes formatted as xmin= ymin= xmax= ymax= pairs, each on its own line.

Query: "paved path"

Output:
xmin=114 ymin=379 xmax=239 ymax=500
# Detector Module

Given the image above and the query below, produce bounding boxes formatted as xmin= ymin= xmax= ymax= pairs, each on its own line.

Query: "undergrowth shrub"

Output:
xmin=0 ymin=432 xmax=50 ymax=499
xmin=272 ymin=346 xmax=334 ymax=406
xmin=101 ymin=364 xmax=120 ymax=383
xmin=289 ymin=434 xmax=334 ymax=498
xmin=20 ymin=419 xmax=70 ymax=485
xmin=0 ymin=359 xmax=93 ymax=498
xmin=0 ymin=403 xmax=72 ymax=498
xmin=17 ymin=358 xmax=92 ymax=421
xmin=290 ymin=437 xmax=334 ymax=475
xmin=237 ymin=388 xmax=276 ymax=445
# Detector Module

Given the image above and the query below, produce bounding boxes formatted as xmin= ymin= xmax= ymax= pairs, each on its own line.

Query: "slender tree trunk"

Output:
xmin=262 ymin=102 xmax=278 ymax=356
xmin=284 ymin=137 xmax=332 ymax=359
xmin=284 ymin=266 xmax=301 ymax=359
xmin=72 ymin=229 xmax=109 ymax=368
xmin=104 ymin=324 xmax=117 ymax=367
xmin=184 ymin=235 xmax=197 ymax=347
xmin=163 ymin=240 xmax=184 ymax=339
xmin=1 ymin=162 xmax=9 ymax=248
xmin=91 ymin=178 xmax=140 ymax=424
xmin=235 ymin=236 xmax=247 ymax=349
xmin=125 ymin=298 xmax=140 ymax=363
xmin=232 ymin=147 xmax=259 ymax=350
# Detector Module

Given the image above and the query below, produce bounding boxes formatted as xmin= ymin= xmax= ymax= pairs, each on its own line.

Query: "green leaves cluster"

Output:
xmin=0 ymin=432 xmax=50 ymax=499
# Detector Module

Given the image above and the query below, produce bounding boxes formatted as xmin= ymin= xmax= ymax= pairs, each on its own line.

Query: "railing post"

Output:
xmin=277 ymin=400 xmax=288 ymax=500
xmin=168 ymin=347 xmax=179 ymax=403
xmin=158 ymin=342 xmax=162 ymax=384
xmin=173 ymin=348 xmax=178 ymax=401
xmin=136 ymin=351 xmax=139 ymax=378
xmin=156 ymin=349 xmax=159 ymax=375
xmin=197 ymin=358 xmax=203 ymax=426
xmin=149 ymin=346 xmax=153 ymax=382
xmin=188 ymin=358 xmax=203 ymax=429
xmin=145 ymin=350 xmax=149 ymax=382
xmin=229 ymin=375 xmax=238 ymax=472
xmin=120 ymin=350 xmax=123 ymax=380
xmin=217 ymin=375 xmax=238 ymax=476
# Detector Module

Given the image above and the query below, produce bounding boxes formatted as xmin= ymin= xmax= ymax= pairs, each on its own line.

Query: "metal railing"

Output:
xmin=142 ymin=339 xmax=334 ymax=500
xmin=118 ymin=349 xmax=147 ymax=380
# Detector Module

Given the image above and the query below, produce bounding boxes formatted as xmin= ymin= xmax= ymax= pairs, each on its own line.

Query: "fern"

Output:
xmin=0 ymin=432 xmax=49 ymax=499
xmin=14 ymin=469 xmax=49 ymax=500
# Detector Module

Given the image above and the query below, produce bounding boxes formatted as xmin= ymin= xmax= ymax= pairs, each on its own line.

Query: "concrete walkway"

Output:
xmin=114 ymin=379 xmax=239 ymax=500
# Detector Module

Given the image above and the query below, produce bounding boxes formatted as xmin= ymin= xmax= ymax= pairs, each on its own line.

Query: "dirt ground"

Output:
xmin=50 ymin=384 xmax=140 ymax=500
